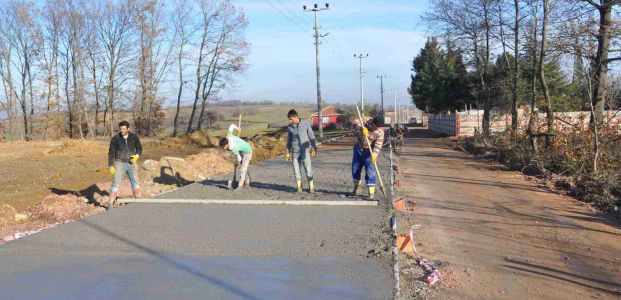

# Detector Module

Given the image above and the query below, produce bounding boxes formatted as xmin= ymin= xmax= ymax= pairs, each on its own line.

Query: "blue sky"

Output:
xmin=217 ymin=0 xmax=430 ymax=106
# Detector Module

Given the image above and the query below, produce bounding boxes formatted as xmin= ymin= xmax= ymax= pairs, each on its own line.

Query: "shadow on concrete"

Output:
xmin=78 ymin=218 xmax=264 ymax=300
xmin=250 ymin=182 xmax=297 ymax=193
xmin=153 ymin=166 xmax=195 ymax=187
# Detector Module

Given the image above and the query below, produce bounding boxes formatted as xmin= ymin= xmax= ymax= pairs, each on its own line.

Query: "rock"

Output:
xmin=142 ymin=159 xmax=160 ymax=172
xmin=159 ymin=156 xmax=196 ymax=183
xmin=14 ymin=213 xmax=28 ymax=222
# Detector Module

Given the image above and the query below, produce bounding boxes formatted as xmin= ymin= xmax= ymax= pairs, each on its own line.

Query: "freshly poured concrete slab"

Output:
xmin=0 ymin=147 xmax=394 ymax=299
xmin=119 ymin=198 xmax=379 ymax=206
xmin=150 ymin=148 xmax=391 ymax=203
xmin=0 ymin=203 xmax=393 ymax=299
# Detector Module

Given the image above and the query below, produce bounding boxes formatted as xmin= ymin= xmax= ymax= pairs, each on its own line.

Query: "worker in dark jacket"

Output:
xmin=285 ymin=109 xmax=317 ymax=193
xmin=107 ymin=120 xmax=142 ymax=208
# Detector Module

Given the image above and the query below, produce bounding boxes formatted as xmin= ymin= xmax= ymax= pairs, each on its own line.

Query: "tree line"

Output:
xmin=0 ymin=0 xmax=248 ymax=141
xmin=411 ymin=0 xmax=621 ymax=139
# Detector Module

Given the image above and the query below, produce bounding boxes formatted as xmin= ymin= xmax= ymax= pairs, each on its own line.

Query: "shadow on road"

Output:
xmin=405 ymin=172 xmax=543 ymax=193
xmin=504 ymin=257 xmax=621 ymax=295
xmin=78 ymin=218 xmax=264 ymax=300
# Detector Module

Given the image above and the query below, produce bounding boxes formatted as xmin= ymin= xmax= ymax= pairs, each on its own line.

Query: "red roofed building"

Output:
xmin=310 ymin=106 xmax=343 ymax=128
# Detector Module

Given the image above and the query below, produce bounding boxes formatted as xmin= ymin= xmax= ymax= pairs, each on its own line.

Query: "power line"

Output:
xmin=264 ymin=0 xmax=356 ymax=70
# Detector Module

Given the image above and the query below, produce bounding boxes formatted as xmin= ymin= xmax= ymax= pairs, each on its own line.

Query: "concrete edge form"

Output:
xmin=389 ymin=130 xmax=401 ymax=300
xmin=118 ymin=199 xmax=379 ymax=206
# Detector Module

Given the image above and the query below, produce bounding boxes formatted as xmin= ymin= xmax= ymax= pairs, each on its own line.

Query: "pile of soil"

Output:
xmin=1 ymin=194 xmax=104 ymax=243
xmin=186 ymin=130 xmax=219 ymax=148
xmin=250 ymin=136 xmax=286 ymax=163
xmin=28 ymin=194 xmax=102 ymax=223
xmin=45 ymin=139 xmax=107 ymax=155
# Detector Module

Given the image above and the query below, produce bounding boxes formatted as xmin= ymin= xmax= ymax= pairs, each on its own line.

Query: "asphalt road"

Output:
xmin=0 ymin=142 xmax=394 ymax=300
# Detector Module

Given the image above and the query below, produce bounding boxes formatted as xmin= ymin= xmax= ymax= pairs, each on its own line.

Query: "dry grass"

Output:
xmin=457 ymin=127 xmax=621 ymax=211
xmin=45 ymin=139 xmax=108 ymax=155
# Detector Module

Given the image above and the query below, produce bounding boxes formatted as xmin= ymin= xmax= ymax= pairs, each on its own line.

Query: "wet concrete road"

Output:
xmin=152 ymin=145 xmax=389 ymax=202
xmin=0 ymin=145 xmax=394 ymax=299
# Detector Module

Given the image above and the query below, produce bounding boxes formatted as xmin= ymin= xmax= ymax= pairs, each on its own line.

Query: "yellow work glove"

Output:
xmin=371 ymin=154 xmax=377 ymax=164
xmin=108 ymin=166 xmax=115 ymax=175
xmin=361 ymin=127 xmax=369 ymax=136
xmin=130 ymin=154 xmax=139 ymax=164
xmin=285 ymin=152 xmax=291 ymax=161
xmin=311 ymin=150 xmax=317 ymax=158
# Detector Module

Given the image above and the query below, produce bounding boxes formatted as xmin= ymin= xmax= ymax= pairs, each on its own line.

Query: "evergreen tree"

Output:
xmin=409 ymin=38 xmax=473 ymax=113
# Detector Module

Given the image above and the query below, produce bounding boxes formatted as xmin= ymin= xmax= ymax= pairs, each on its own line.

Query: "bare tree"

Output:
xmin=186 ymin=0 xmax=216 ymax=134
xmin=134 ymin=0 xmax=174 ymax=136
xmin=526 ymin=2 xmax=540 ymax=154
xmin=195 ymin=1 xmax=248 ymax=131
xmin=538 ymin=0 xmax=554 ymax=144
xmin=41 ymin=0 xmax=63 ymax=139
xmin=82 ymin=3 xmax=105 ymax=136
xmin=171 ymin=0 xmax=194 ymax=137
xmin=577 ymin=0 xmax=621 ymax=122
xmin=0 ymin=23 xmax=17 ymax=140
xmin=0 ymin=1 xmax=41 ymax=141
xmin=58 ymin=0 xmax=88 ymax=138
xmin=95 ymin=0 xmax=136 ymax=136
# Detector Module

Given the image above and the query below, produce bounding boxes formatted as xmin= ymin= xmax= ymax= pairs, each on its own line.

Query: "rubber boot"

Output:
xmin=368 ymin=186 xmax=375 ymax=199
xmin=296 ymin=180 xmax=303 ymax=193
xmin=351 ymin=180 xmax=361 ymax=196
xmin=309 ymin=180 xmax=315 ymax=194
xmin=133 ymin=188 xmax=141 ymax=199
xmin=108 ymin=192 xmax=117 ymax=209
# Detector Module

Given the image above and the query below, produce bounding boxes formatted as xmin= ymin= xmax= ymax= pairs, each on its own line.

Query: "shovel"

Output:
xmin=227 ymin=166 xmax=238 ymax=190
xmin=227 ymin=114 xmax=243 ymax=190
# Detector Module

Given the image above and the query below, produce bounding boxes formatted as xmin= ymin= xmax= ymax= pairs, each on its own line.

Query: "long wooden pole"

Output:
xmin=356 ymin=105 xmax=386 ymax=199
xmin=237 ymin=114 xmax=242 ymax=137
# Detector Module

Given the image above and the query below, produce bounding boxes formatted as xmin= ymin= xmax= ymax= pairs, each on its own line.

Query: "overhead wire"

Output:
xmin=263 ymin=0 xmax=358 ymax=70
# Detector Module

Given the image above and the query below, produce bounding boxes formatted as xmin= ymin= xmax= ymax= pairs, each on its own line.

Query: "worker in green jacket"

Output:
xmin=219 ymin=124 xmax=252 ymax=189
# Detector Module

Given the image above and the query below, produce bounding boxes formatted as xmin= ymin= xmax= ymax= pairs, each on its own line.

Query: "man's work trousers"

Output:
xmin=352 ymin=144 xmax=376 ymax=186
xmin=238 ymin=152 xmax=252 ymax=186
xmin=291 ymin=149 xmax=313 ymax=181
xmin=111 ymin=161 xmax=140 ymax=193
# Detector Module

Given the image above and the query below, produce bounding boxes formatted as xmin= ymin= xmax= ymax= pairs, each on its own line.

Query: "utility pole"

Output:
xmin=392 ymin=88 xmax=398 ymax=124
xmin=304 ymin=3 xmax=329 ymax=139
xmin=377 ymin=75 xmax=386 ymax=120
xmin=406 ymin=105 xmax=409 ymax=124
xmin=355 ymin=53 xmax=369 ymax=113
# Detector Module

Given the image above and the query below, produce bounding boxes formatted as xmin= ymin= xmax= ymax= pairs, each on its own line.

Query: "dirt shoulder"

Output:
xmin=395 ymin=128 xmax=621 ymax=299
xmin=0 ymin=132 xmax=286 ymax=244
